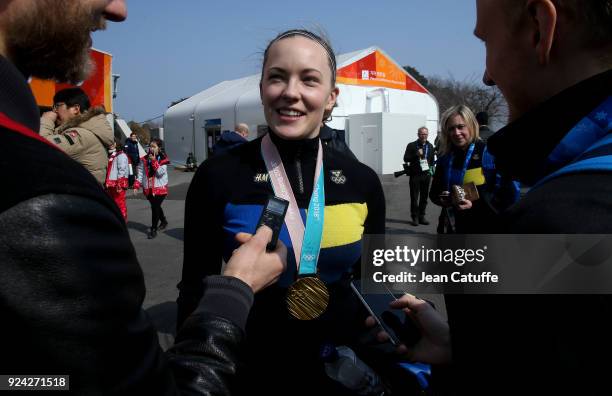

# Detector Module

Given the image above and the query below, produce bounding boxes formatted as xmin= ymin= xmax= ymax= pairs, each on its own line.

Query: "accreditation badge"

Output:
xmin=419 ymin=159 xmax=430 ymax=172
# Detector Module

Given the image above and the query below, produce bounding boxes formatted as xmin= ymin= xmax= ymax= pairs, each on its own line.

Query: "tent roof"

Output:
xmin=168 ymin=46 xmax=430 ymax=113
xmin=335 ymin=46 xmax=429 ymax=93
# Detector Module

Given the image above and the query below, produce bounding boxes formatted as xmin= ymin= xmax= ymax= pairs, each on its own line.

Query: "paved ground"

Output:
xmin=129 ymin=167 xmax=445 ymax=341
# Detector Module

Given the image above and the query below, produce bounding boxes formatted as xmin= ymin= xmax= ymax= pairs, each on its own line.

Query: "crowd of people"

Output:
xmin=38 ymin=83 xmax=171 ymax=232
xmin=1 ymin=0 xmax=611 ymax=395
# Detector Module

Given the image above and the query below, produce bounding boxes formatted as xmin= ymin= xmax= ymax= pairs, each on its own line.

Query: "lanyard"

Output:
xmin=419 ymin=142 xmax=429 ymax=159
xmin=446 ymin=143 xmax=475 ymax=190
xmin=261 ymin=133 xmax=325 ymax=275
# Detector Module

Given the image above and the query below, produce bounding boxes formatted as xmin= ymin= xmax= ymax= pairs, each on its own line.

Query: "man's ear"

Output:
xmin=71 ymin=104 xmax=81 ymax=115
xmin=526 ymin=0 xmax=557 ymax=65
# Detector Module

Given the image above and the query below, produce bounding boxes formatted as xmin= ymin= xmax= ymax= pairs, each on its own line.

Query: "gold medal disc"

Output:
xmin=286 ymin=277 xmax=329 ymax=320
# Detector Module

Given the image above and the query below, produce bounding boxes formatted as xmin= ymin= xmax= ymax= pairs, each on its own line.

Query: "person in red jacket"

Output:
xmin=105 ymin=138 xmax=129 ymax=220
xmin=134 ymin=138 xmax=169 ymax=238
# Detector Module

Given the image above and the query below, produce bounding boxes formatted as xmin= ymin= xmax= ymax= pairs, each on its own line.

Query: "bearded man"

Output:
xmin=0 ymin=1 xmax=285 ymax=394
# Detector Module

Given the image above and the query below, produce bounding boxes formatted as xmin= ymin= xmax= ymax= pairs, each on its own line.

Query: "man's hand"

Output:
xmin=417 ymin=148 xmax=424 ymax=158
xmin=366 ymin=293 xmax=451 ymax=365
xmin=41 ymin=111 xmax=58 ymax=124
xmin=223 ymin=226 xmax=287 ymax=293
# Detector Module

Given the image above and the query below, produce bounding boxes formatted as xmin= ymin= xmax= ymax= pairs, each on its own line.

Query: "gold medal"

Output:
xmin=286 ymin=276 xmax=329 ymax=320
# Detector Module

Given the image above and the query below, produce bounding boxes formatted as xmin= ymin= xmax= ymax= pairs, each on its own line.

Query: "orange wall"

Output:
xmin=29 ymin=49 xmax=113 ymax=112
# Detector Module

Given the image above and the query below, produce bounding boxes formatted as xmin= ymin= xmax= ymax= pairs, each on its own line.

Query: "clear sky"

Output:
xmin=92 ymin=0 xmax=485 ymax=123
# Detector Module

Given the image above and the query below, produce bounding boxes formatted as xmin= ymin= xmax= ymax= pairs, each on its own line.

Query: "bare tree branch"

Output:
xmin=427 ymin=75 xmax=508 ymax=127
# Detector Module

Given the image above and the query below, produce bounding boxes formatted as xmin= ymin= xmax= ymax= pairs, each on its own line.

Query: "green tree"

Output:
xmin=127 ymin=121 xmax=151 ymax=145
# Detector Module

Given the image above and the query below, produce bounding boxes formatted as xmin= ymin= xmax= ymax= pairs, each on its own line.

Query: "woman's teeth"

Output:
xmin=278 ymin=109 xmax=304 ymax=117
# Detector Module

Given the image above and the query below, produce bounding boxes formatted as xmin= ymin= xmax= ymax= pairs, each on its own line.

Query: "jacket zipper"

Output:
xmin=295 ymin=147 xmax=304 ymax=194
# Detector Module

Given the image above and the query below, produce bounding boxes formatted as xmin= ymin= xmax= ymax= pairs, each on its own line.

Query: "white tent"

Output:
xmin=164 ymin=46 xmax=439 ymax=174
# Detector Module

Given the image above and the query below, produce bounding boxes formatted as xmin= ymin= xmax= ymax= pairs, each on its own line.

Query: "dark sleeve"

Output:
xmin=429 ymin=161 xmax=445 ymax=206
xmin=0 ymin=194 xmax=250 ymax=395
xmin=166 ymin=275 xmax=254 ymax=396
xmin=177 ymin=160 xmax=225 ymax=330
xmin=363 ymin=169 xmax=386 ymax=235
xmin=403 ymin=142 xmax=415 ymax=163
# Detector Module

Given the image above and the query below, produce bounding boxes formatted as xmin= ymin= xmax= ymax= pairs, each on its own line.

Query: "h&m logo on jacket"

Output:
xmin=254 ymin=173 xmax=270 ymax=183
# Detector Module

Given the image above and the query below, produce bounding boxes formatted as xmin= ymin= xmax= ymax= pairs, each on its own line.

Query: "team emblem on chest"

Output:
xmin=330 ymin=170 xmax=347 ymax=185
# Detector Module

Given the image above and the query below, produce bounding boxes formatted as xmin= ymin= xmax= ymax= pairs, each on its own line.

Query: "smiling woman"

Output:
xmin=177 ymin=29 xmax=390 ymax=395
xmin=430 ymin=105 xmax=519 ymax=233
xmin=260 ymin=31 xmax=339 ymax=140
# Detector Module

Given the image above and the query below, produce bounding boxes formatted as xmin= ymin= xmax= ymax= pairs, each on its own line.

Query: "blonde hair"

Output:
xmin=439 ymin=105 xmax=480 ymax=155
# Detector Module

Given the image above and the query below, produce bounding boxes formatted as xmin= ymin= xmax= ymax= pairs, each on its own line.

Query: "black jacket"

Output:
xmin=178 ymin=131 xmax=386 ymax=394
xmin=320 ymin=124 xmax=358 ymax=161
xmin=0 ymin=55 xmax=249 ymax=395
xmin=446 ymin=69 xmax=612 ymax=395
xmin=212 ymin=131 xmax=247 ymax=157
xmin=124 ymin=138 xmax=140 ymax=165
xmin=429 ymin=140 xmax=498 ymax=233
xmin=478 ymin=125 xmax=495 ymax=144
xmin=403 ymin=140 xmax=435 ymax=176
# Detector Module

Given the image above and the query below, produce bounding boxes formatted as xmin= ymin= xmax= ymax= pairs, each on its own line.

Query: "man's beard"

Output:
xmin=4 ymin=0 xmax=106 ymax=84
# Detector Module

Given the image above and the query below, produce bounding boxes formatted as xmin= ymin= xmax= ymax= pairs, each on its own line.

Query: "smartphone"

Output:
xmin=256 ymin=196 xmax=289 ymax=251
xmin=351 ymin=280 xmax=421 ymax=346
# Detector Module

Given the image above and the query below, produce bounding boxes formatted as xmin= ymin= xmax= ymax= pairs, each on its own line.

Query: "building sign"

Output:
xmin=337 ymin=50 xmax=428 ymax=93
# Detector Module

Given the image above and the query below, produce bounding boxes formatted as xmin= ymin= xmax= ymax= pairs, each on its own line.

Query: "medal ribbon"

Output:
xmin=445 ymin=143 xmax=475 ymax=191
xmin=261 ymin=133 xmax=325 ymax=275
